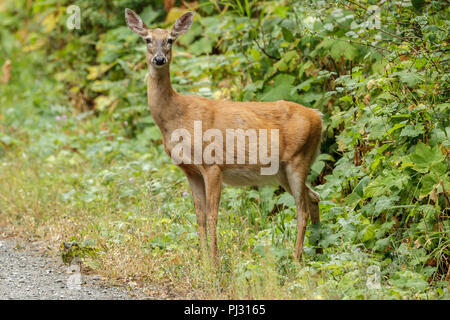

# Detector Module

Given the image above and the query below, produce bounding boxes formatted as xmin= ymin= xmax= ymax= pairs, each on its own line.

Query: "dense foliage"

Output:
xmin=0 ymin=0 xmax=448 ymax=299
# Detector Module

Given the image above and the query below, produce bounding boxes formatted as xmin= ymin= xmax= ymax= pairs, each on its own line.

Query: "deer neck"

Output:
xmin=147 ymin=64 xmax=178 ymax=129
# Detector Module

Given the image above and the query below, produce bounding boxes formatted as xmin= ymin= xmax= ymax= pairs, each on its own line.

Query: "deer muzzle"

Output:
xmin=153 ymin=56 xmax=167 ymax=66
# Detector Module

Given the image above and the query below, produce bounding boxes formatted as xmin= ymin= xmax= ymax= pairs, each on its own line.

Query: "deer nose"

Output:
xmin=154 ymin=56 xmax=167 ymax=66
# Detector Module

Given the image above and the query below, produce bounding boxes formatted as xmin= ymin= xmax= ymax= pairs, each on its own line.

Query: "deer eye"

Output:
xmin=167 ymin=38 xmax=173 ymax=45
xmin=146 ymin=38 xmax=152 ymax=44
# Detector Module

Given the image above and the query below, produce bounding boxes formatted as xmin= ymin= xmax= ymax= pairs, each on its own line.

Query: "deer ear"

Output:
xmin=125 ymin=8 xmax=148 ymax=37
xmin=171 ymin=11 xmax=194 ymax=38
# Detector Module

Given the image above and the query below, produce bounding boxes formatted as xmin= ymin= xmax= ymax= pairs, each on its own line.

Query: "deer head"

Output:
xmin=125 ymin=8 xmax=193 ymax=68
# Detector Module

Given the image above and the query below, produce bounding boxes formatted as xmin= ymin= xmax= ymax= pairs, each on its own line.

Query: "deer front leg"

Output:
xmin=203 ymin=165 xmax=222 ymax=263
xmin=184 ymin=170 xmax=208 ymax=256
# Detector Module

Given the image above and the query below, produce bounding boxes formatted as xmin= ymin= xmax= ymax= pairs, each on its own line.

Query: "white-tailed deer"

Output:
xmin=125 ymin=9 xmax=322 ymax=262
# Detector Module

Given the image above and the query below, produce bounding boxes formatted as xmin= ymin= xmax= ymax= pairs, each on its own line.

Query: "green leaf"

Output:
xmin=400 ymin=124 xmax=424 ymax=137
xmin=189 ymin=37 xmax=215 ymax=55
xmin=331 ymin=41 xmax=358 ymax=60
xmin=374 ymin=196 xmax=399 ymax=215
xmin=260 ymin=74 xmax=296 ymax=102
xmin=386 ymin=123 xmax=406 ymax=136
xmin=297 ymin=92 xmax=323 ymax=105
xmin=274 ymin=50 xmax=299 ymax=72
xmin=354 ymin=176 xmax=370 ymax=198
xmin=292 ymin=78 xmax=315 ymax=93
xmin=144 ymin=126 xmax=162 ymax=141
xmin=364 ymin=174 xmax=404 ymax=197
xmin=310 ymin=160 xmax=324 ymax=181
xmin=373 ymin=237 xmax=390 ymax=251
xmin=395 ymin=70 xmax=423 ymax=87
xmin=435 ymin=103 xmax=449 ymax=112
xmin=409 ymin=142 xmax=445 ymax=173
xmin=281 ymin=27 xmax=294 ymax=42
xmin=411 ymin=0 xmax=426 ymax=11
xmin=420 ymin=173 xmax=439 ymax=197
xmin=277 ymin=193 xmax=295 ymax=207
xmin=308 ymin=222 xmax=322 ymax=246
xmin=391 ymin=271 xmax=428 ymax=292
xmin=298 ymin=61 xmax=313 ymax=79
xmin=315 ymin=39 xmax=358 ymax=60
xmin=431 ymin=161 xmax=447 ymax=176
xmin=140 ymin=5 xmax=162 ymax=25
xmin=178 ymin=22 xmax=203 ymax=46
xmin=362 ymin=225 xmax=376 ymax=242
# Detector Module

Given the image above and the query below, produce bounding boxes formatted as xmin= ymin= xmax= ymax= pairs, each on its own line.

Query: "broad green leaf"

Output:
xmin=400 ymin=124 xmax=424 ymax=137
xmin=395 ymin=70 xmax=423 ymax=87
xmin=277 ymin=193 xmax=295 ymax=207
xmin=409 ymin=142 xmax=445 ymax=173
xmin=281 ymin=27 xmax=294 ymax=42
xmin=361 ymin=225 xmax=376 ymax=242
xmin=373 ymin=237 xmax=390 ymax=251
xmin=308 ymin=222 xmax=322 ymax=246
xmin=419 ymin=172 xmax=439 ymax=197
xmin=260 ymin=74 xmax=296 ymax=102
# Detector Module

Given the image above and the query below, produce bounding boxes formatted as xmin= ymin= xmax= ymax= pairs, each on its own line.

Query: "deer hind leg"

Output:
xmin=279 ymin=170 xmax=319 ymax=221
xmin=307 ymin=186 xmax=320 ymax=224
xmin=202 ymin=165 xmax=222 ymax=264
xmin=184 ymin=170 xmax=208 ymax=255
xmin=286 ymin=162 xmax=310 ymax=261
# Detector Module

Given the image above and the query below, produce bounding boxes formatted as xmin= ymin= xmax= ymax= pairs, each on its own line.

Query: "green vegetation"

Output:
xmin=0 ymin=0 xmax=448 ymax=299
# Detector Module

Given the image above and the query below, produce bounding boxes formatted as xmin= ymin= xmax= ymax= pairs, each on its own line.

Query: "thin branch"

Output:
xmin=345 ymin=0 xmax=367 ymax=11
xmin=253 ymin=38 xmax=279 ymax=60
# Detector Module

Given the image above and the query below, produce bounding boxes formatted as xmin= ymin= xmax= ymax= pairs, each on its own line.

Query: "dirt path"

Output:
xmin=0 ymin=238 xmax=137 ymax=300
